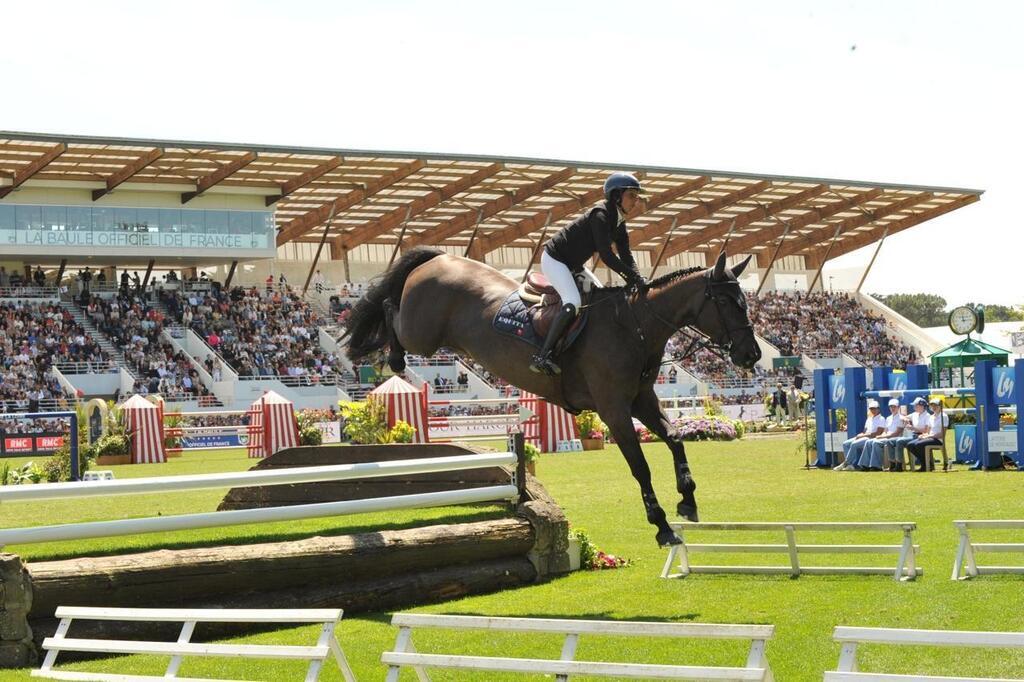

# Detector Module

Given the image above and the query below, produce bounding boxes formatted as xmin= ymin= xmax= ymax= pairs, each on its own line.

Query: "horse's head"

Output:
xmin=692 ymin=252 xmax=762 ymax=369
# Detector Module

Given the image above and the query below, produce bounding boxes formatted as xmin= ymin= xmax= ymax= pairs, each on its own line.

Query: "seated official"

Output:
xmin=864 ymin=398 xmax=906 ymax=471
xmin=887 ymin=397 xmax=931 ymax=471
xmin=834 ymin=400 xmax=886 ymax=471
xmin=906 ymin=398 xmax=948 ymax=471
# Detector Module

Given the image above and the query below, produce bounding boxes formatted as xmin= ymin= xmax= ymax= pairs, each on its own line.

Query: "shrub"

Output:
xmin=523 ymin=441 xmax=540 ymax=464
xmin=295 ymin=410 xmax=325 ymax=446
xmin=10 ymin=462 xmax=43 ymax=485
xmin=44 ymin=440 xmax=96 ymax=482
xmin=339 ymin=400 xmax=390 ymax=444
xmin=575 ymin=411 xmax=606 ymax=439
xmin=386 ymin=420 xmax=416 ymax=444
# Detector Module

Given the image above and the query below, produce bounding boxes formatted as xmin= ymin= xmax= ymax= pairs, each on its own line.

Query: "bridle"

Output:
xmin=626 ymin=271 xmax=755 ymax=363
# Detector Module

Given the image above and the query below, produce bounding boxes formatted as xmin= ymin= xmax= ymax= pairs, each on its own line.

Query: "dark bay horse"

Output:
xmin=343 ymin=248 xmax=761 ymax=546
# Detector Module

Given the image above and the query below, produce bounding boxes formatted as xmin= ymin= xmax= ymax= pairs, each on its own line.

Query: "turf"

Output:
xmin=2 ymin=437 xmax=1023 ymax=680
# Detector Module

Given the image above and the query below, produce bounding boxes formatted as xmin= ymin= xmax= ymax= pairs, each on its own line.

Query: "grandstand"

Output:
xmin=0 ymin=131 xmax=982 ymax=414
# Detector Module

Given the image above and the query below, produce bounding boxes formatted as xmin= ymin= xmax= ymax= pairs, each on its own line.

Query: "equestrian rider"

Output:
xmin=529 ymin=172 xmax=648 ymax=375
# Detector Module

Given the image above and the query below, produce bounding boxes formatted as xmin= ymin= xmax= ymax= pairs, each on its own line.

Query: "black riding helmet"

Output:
xmin=603 ymin=172 xmax=645 ymax=211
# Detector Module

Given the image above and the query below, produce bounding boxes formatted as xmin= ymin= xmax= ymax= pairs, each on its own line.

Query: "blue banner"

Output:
xmin=887 ymin=372 xmax=907 ymax=391
xmin=178 ymin=434 xmax=246 ymax=449
xmin=954 ymin=424 xmax=977 ymax=463
xmin=991 ymin=366 xmax=1016 ymax=404
xmin=828 ymin=374 xmax=846 ymax=407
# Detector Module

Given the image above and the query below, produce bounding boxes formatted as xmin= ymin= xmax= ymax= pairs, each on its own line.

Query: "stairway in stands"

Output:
xmin=58 ymin=296 xmax=128 ymax=371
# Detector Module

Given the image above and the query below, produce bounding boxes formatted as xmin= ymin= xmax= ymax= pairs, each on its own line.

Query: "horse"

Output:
xmin=343 ymin=248 xmax=761 ymax=546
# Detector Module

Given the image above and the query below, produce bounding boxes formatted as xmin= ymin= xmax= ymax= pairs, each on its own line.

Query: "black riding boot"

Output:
xmin=529 ymin=303 xmax=577 ymax=375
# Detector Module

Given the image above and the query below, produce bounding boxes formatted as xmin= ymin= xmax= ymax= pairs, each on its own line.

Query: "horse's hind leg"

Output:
xmin=633 ymin=389 xmax=699 ymax=522
xmin=383 ymin=300 xmax=406 ymax=372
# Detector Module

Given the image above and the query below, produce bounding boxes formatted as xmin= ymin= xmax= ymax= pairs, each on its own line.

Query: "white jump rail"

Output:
xmin=33 ymin=606 xmax=355 ymax=682
xmin=826 ymin=625 xmax=1024 ymax=681
xmin=660 ymin=522 xmax=921 ymax=582
xmin=382 ymin=613 xmax=775 ymax=681
xmin=952 ymin=520 xmax=1024 ymax=580
xmin=0 ymin=452 xmax=518 ymax=548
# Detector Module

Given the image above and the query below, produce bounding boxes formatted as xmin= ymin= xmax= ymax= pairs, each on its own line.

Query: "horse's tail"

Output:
xmin=342 ymin=247 xmax=444 ymax=362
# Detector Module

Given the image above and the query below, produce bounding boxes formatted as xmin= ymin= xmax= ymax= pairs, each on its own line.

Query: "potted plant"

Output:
xmin=576 ymin=411 xmax=606 ymax=450
xmin=523 ymin=441 xmax=540 ymax=476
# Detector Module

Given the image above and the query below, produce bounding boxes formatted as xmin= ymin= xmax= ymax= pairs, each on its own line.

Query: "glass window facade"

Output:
xmin=0 ymin=203 xmax=274 ymax=251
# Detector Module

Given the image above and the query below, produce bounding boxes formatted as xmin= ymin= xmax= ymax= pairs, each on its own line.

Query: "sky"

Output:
xmin=1 ymin=0 xmax=1020 ymax=306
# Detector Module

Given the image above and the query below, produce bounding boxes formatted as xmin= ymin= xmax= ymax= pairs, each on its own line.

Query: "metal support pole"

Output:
xmin=303 ymin=205 xmax=338 ymax=296
xmin=341 ymin=246 xmax=351 ymax=283
xmin=387 ymin=205 xmax=415 ymax=268
xmin=463 ymin=207 xmax=486 ymax=258
xmin=755 ymin=212 xmax=792 ymax=295
xmin=55 ymin=258 xmax=67 ymax=288
xmin=808 ymin=222 xmax=845 ymax=293
xmin=223 ymin=260 xmax=238 ymax=289
xmin=716 ymin=216 xmax=738 ymax=260
xmin=141 ymin=259 xmax=154 ymax=290
xmin=855 ymin=227 xmax=889 ymax=293
xmin=648 ymin=216 xmax=679 ymax=279
xmin=522 ymin=210 xmax=554 ymax=282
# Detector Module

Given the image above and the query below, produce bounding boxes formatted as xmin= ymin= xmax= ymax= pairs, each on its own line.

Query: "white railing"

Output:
xmin=661 ymin=521 xmax=922 ymax=582
xmin=952 ymin=520 xmax=1024 ymax=579
xmin=0 ymin=452 xmax=518 ymax=547
xmin=0 ymin=285 xmax=59 ymax=299
xmin=382 ymin=614 xmax=775 ymax=682
xmin=36 ymin=606 xmax=355 ymax=682
xmin=53 ymin=360 xmax=118 ymax=374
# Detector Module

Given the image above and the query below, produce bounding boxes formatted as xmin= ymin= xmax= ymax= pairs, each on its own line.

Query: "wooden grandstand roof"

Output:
xmin=0 ymin=131 xmax=982 ymax=266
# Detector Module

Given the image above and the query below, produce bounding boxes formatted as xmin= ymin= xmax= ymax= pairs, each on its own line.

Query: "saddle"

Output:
xmin=492 ymin=272 xmax=591 ymax=349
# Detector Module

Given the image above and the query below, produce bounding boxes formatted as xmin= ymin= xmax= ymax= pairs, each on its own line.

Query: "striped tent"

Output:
xmin=247 ymin=390 xmax=300 ymax=458
xmin=368 ymin=376 xmax=429 ymax=443
xmin=121 ymin=394 xmax=167 ymax=464
xmin=519 ymin=391 xmax=580 ymax=453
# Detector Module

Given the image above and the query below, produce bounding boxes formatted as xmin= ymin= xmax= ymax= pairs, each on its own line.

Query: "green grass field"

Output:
xmin=2 ymin=437 xmax=1023 ymax=680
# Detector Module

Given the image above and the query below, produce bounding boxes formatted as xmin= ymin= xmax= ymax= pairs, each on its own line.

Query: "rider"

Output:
xmin=529 ymin=171 xmax=648 ymax=375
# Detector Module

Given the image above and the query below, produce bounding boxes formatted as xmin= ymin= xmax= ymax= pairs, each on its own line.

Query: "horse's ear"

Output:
xmin=730 ymin=254 xmax=753 ymax=278
xmin=712 ymin=251 xmax=728 ymax=280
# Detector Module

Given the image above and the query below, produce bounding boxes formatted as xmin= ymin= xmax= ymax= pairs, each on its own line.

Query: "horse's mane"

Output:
xmin=596 ymin=266 xmax=706 ymax=296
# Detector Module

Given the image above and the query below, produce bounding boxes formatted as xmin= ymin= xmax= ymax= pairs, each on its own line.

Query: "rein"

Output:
xmin=624 ymin=273 xmax=754 ymax=364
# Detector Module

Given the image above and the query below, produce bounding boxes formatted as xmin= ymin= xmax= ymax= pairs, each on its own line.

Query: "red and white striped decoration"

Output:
xmin=247 ymin=391 xmax=300 ymax=458
xmin=120 ymin=394 xmax=167 ymax=464
xmin=519 ymin=391 xmax=579 ymax=453
xmin=368 ymin=376 xmax=429 ymax=443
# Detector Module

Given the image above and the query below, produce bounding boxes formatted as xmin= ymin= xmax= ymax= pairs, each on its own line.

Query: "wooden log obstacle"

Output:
xmin=34 ymin=606 xmax=355 ymax=681
xmin=952 ymin=519 xmax=1024 ymax=579
xmin=814 ymin=360 xmax=1023 ymax=470
xmin=660 ymin=522 xmax=922 ymax=581
xmin=382 ymin=613 xmax=775 ymax=681
xmin=826 ymin=625 xmax=1024 ymax=681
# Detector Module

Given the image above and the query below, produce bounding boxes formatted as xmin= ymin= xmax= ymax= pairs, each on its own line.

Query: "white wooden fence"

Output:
xmin=381 ymin=613 xmax=775 ymax=681
xmin=33 ymin=606 xmax=355 ymax=681
xmin=952 ymin=520 xmax=1024 ymax=579
xmin=0 ymin=452 xmax=518 ymax=548
xmin=826 ymin=625 xmax=1024 ymax=681
xmin=661 ymin=522 xmax=921 ymax=582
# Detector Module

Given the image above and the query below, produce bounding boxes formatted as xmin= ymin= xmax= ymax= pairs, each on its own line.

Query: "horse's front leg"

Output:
xmin=632 ymin=389 xmax=699 ymax=522
xmin=598 ymin=404 xmax=682 ymax=547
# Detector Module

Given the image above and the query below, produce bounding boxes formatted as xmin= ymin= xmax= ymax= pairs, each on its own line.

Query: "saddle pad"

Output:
xmin=492 ymin=289 xmax=587 ymax=351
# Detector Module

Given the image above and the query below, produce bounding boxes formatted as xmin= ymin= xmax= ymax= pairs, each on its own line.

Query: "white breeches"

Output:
xmin=540 ymin=251 xmax=600 ymax=309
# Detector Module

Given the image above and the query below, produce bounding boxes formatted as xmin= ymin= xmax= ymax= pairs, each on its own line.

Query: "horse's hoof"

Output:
xmin=676 ymin=503 xmax=699 ymax=523
xmin=656 ymin=530 xmax=683 ymax=547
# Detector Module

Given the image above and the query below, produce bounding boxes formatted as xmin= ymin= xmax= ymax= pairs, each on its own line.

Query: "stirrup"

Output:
xmin=529 ymin=354 xmax=561 ymax=375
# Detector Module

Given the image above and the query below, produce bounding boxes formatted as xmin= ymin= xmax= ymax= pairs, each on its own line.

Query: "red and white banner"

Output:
xmin=520 ymin=391 xmax=579 ymax=453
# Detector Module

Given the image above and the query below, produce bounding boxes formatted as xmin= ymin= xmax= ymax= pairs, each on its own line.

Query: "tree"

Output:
xmin=963 ymin=303 xmax=1024 ymax=323
xmin=872 ymin=293 xmax=948 ymax=327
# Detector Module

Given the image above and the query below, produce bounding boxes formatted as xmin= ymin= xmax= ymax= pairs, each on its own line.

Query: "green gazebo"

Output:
xmin=930 ymin=337 xmax=1010 ymax=387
